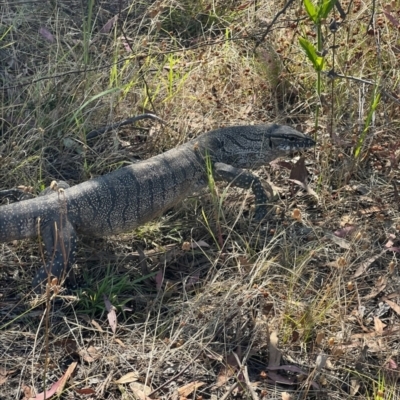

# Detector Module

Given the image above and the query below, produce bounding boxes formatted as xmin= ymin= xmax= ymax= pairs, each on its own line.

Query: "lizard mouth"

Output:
xmin=279 ymin=138 xmax=316 ymax=152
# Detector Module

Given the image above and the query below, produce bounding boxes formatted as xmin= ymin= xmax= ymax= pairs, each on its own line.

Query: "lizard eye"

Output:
xmin=269 ymin=137 xmax=273 ymax=148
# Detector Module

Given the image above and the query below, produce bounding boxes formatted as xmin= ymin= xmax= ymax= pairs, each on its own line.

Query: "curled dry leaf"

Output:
xmin=374 ymin=316 xmax=386 ymax=335
xmin=107 ymin=308 xmax=117 ymax=334
xmin=215 ymin=353 xmax=239 ymax=387
xmin=315 ymin=354 xmax=328 ymax=371
xmin=382 ymin=297 xmax=400 ymax=316
xmin=91 ymin=319 xmax=104 ymax=332
xmin=282 ymin=392 xmax=292 ymax=400
xmin=177 ymin=381 xmax=205 ymax=397
xmin=182 ymin=241 xmax=191 ymax=251
xmin=103 ymin=294 xmax=117 ymax=333
xmin=292 ymin=208 xmax=301 ymax=221
xmin=129 ymin=382 xmax=152 ymax=400
xmin=315 ymin=331 xmax=324 ymax=345
xmin=387 ymin=359 xmax=398 ymax=369
xmin=190 ymin=240 xmax=210 ymax=249
xmin=268 ymin=331 xmax=281 ymax=367
xmin=79 ymin=346 xmax=101 ymax=363
xmin=333 ymin=225 xmax=357 ymax=238
xmin=114 ymin=372 xmax=140 ymax=384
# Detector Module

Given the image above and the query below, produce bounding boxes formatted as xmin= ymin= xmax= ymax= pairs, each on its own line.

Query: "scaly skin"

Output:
xmin=0 ymin=124 xmax=315 ymax=291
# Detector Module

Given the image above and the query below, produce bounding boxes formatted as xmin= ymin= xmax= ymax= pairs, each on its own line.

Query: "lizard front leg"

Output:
xmin=32 ymin=181 xmax=77 ymax=293
xmin=213 ymin=162 xmax=271 ymax=221
xmin=32 ymin=217 xmax=77 ymax=293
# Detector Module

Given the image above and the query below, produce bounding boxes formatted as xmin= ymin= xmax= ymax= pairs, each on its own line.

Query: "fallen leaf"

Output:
xmin=79 ymin=346 xmax=101 ymax=363
xmin=103 ymin=294 xmax=117 ymax=333
xmin=350 ymin=379 xmax=360 ymax=396
xmin=362 ymin=276 xmax=387 ymax=300
xmin=23 ymin=385 xmax=34 ymax=399
xmin=315 ymin=332 xmax=324 ymax=345
xmin=129 ymin=382 xmax=152 ymax=400
xmin=374 ymin=317 xmax=386 ymax=335
xmin=382 ymin=297 xmax=400 ymax=315
xmin=270 ymin=160 xmax=293 ymax=170
xmin=384 ymin=10 xmax=400 ymax=28
xmin=177 ymin=381 xmax=205 ymax=397
xmin=289 ymin=157 xmax=308 ymax=185
xmin=282 ymin=392 xmax=292 ymax=400
xmin=33 ymin=362 xmax=77 ymax=400
xmin=325 ymin=233 xmax=351 ymax=249
xmin=91 ymin=319 xmax=104 ymax=332
xmin=115 ymin=338 xmax=126 ymax=347
xmin=334 ymin=225 xmax=357 ymax=238
xmin=0 ymin=367 xmax=16 ymax=385
xmin=39 ymin=27 xmax=55 ymax=43
xmin=75 ymin=387 xmax=96 ymax=395
xmin=190 ymin=240 xmax=210 ymax=249
xmin=100 ymin=15 xmax=118 ymax=34
xmin=353 ymin=249 xmax=387 ymax=278
xmin=114 ymin=372 xmax=140 ymax=384
xmin=268 ymin=331 xmax=281 ymax=367
xmin=215 ymin=354 xmax=239 ymax=387
xmin=315 ymin=354 xmax=328 ymax=371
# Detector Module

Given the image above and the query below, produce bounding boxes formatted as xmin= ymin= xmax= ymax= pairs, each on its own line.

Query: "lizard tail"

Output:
xmin=0 ymin=195 xmax=59 ymax=242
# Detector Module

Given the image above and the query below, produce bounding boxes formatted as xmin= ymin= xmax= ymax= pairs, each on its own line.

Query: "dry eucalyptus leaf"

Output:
xmin=177 ymin=381 xmax=205 ymax=397
xmin=114 ymin=372 xmax=140 ymax=384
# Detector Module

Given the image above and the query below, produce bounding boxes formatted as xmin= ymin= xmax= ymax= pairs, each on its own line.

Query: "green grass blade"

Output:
xmin=354 ymin=87 xmax=381 ymax=158
xmin=70 ymin=87 xmax=121 ymax=124
xmin=299 ymin=37 xmax=324 ymax=71
xmin=303 ymin=0 xmax=318 ymax=23
xmin=319 ymin=0 xmax=337 ymax=19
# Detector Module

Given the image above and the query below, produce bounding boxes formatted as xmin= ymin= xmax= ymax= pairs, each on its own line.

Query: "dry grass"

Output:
xmin=1 ymin=0 xmax=400 ymax=399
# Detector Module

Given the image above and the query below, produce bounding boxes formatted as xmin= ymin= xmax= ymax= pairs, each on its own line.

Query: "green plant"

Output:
xmin=299 ymin=0 xmax=336 ymax=130
xmin=76 ymin=265 xmax=156 ymax=316
xmin=354 ymin=83 xmax=381 ymax=159
xmin=82 ymin=0 xmax=95 ymax=65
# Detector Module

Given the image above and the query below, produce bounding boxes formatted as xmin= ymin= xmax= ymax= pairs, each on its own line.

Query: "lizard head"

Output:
xmin=266 ymin=124 xmax=315 ymax=153
xmin=211 ymin=124 xmax=315 ymax=169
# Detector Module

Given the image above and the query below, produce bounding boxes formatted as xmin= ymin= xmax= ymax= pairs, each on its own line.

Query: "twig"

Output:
xmin=220 ymin=382 xmax=239 ymax=400
xmin=0 ymin=36 xmax=246 ymax=92
xmin=366 ymin=0 xmax=376 ymax=33
xmin=254 ymin=0 xmax=296 ymax=50
xmin=335 ymin=0 xmax=348 ymax=20
xmin=86 ymin=114 xmax=165 ymax=140
xmin=243 ymin=366 xmax=259 ymax=400
xmin=232 ymin=352 xmax=259 ymax=400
